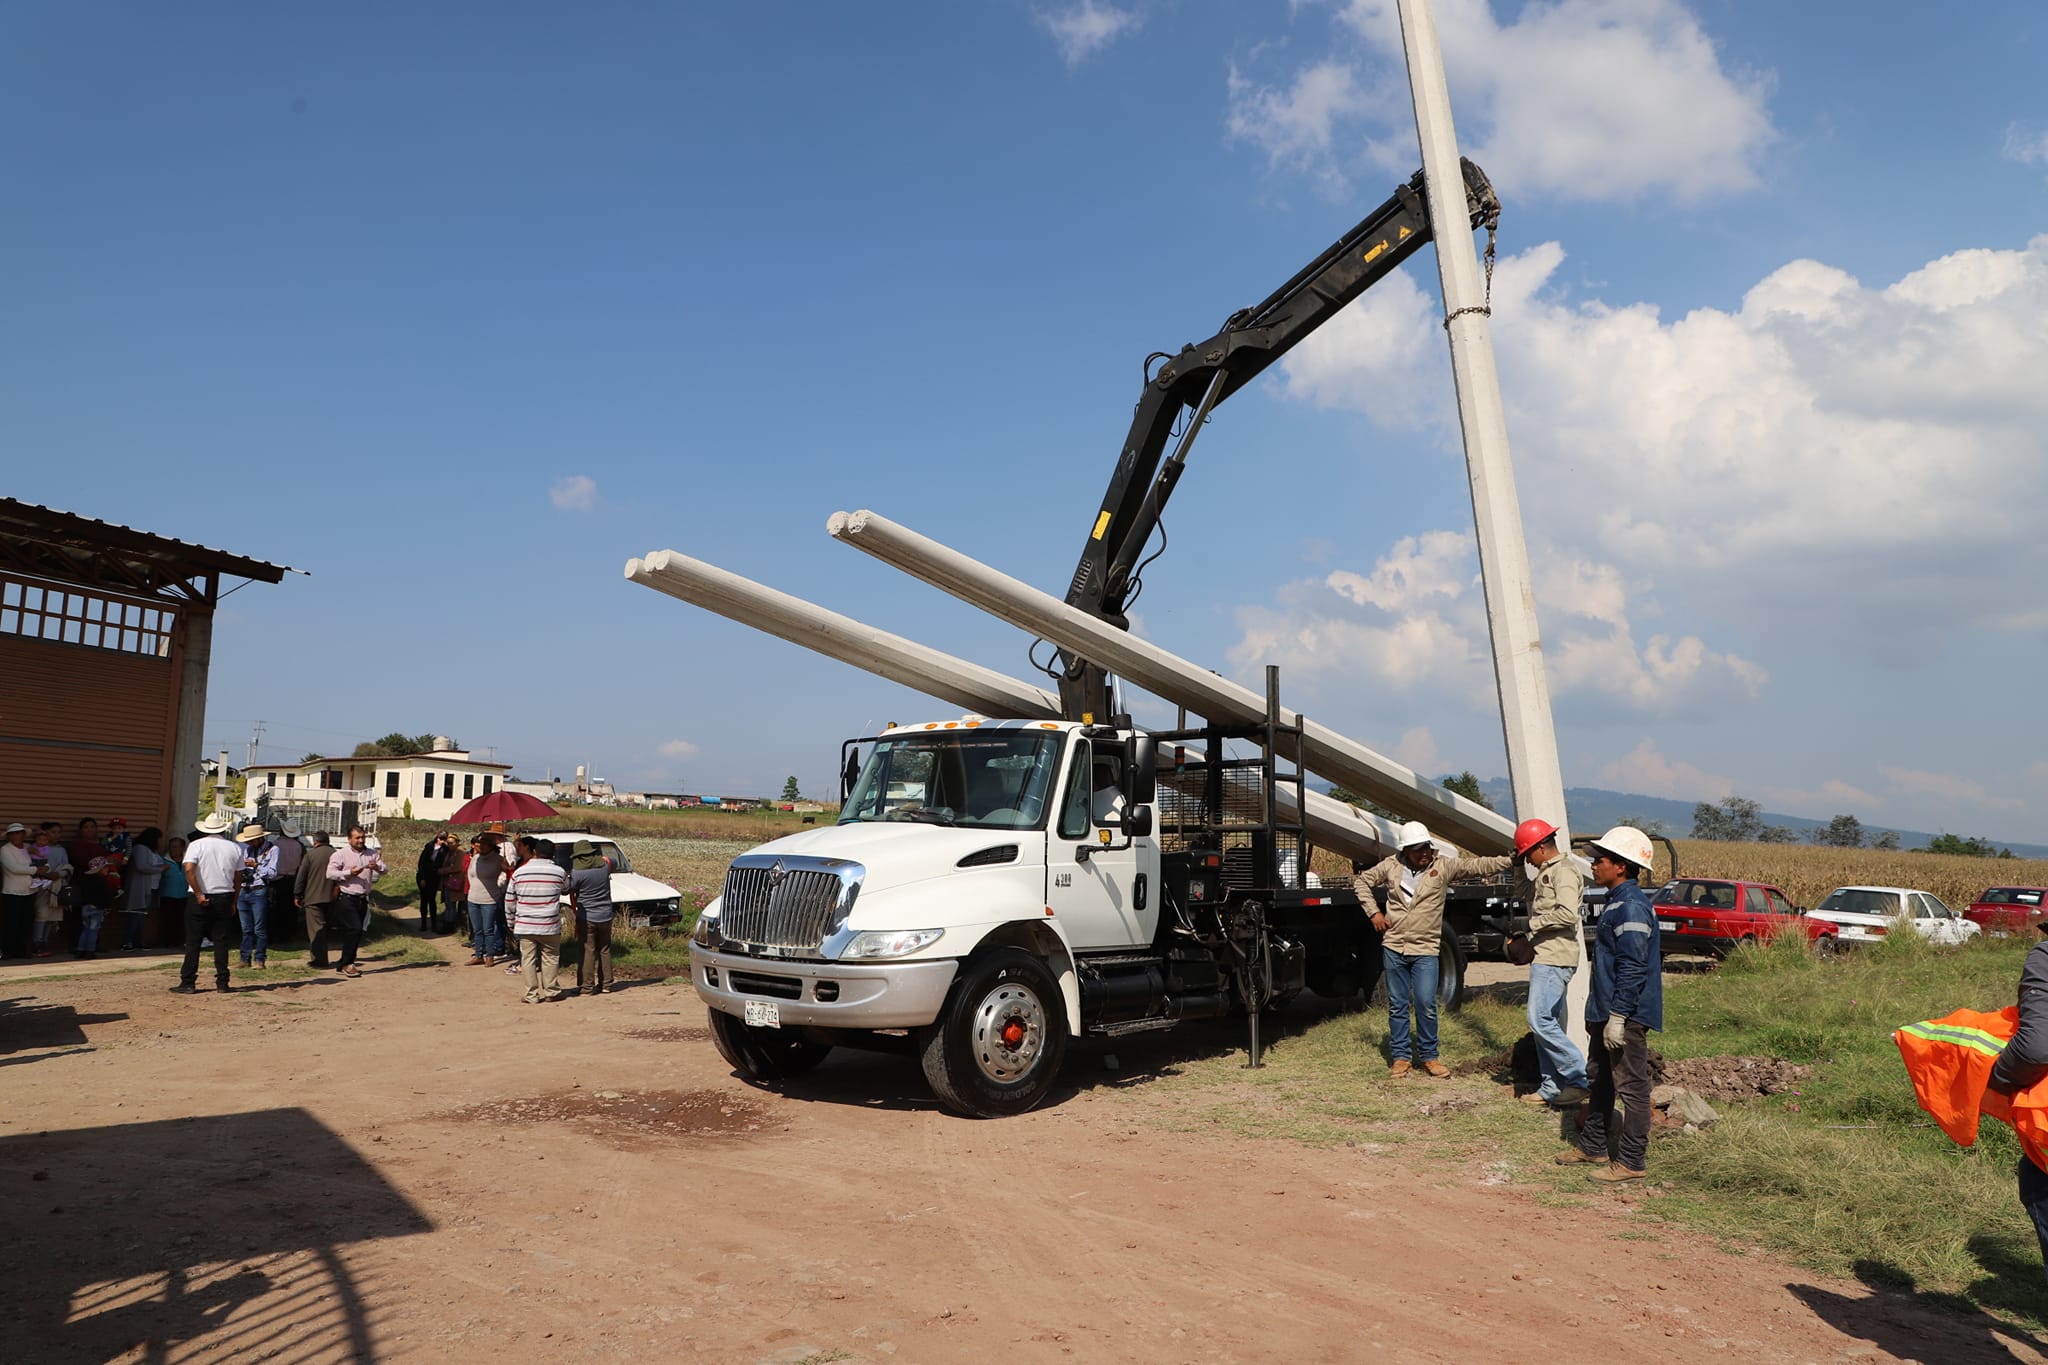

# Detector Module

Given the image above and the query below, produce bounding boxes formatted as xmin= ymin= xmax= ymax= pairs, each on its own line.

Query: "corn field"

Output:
xmin=1661 ymin=838 xmax=2048 ymax=911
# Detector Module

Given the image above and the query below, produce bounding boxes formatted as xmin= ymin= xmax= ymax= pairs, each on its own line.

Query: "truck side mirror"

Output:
xmin=1125 ymin=807 xmax=1153 ymax=838
xmin=1128 ymin=734 xmax=1157 ymax=806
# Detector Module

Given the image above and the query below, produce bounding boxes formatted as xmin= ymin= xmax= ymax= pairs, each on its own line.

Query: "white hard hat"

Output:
xmin=1591 ymin=825 xmax=1655 ymax=871
xmin=1396 ymin=820 xmax=1435 ymax=850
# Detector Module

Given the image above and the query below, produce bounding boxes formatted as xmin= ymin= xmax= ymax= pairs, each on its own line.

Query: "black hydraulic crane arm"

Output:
xmin=1056 ymin=158 xmax=1499 ymax=721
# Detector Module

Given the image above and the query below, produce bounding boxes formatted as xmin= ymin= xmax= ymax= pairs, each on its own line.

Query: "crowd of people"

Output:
xmin=2 ymin=813 xmax=617 ymax=1006
xmin=1 ymin=817 xmax=176 ymax=961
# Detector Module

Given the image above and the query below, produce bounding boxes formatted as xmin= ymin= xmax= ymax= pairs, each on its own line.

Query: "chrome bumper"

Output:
xmin=690 ymin=943 xmax=959 ymax=1029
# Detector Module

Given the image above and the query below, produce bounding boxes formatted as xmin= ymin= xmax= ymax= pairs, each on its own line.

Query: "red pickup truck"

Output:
xmin=1651 ymin=877 xmax=1838 ymax=958
xmin=1965 ymin=886 xmax=2048 ymax=937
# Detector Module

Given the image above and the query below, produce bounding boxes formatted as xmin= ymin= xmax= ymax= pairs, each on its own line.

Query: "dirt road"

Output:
xmin=2 ymin=941 xmax=2040 ymax=1364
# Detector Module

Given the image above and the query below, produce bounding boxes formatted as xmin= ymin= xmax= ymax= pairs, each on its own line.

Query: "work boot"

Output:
xmin=1587 ymin=1161 xmax=1647 ymax=1185
xmin=1551 ymin=1085 xmax=1591 ymax=1107
xmin=1519 ymin=1091 xmax=1553 ymax=1106
xmin=1422 ymin=1059 xmax=1451 ymax=1079
xmin=1553 ymin=1145 xmax=1602 ymax=1166
xmin=1388 ymin=1059 xmax=1413 ymax=1079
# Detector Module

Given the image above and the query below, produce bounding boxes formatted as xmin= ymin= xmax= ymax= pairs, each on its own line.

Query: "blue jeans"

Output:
xmin=1527 ymin=962 xmax=1588 ymax=1097
xmin=237 ymin=884 xmax=269 ymax=963
xmin=76 ymin=904 xmax=106 ymax=954
xmin=2020 ymin=1158 xmax=2048 ymax=1285
xmin=1384 ymin=948 xmax=1441 ymax=1063
xmin=468 ymin=900 xmax=503 ymax=958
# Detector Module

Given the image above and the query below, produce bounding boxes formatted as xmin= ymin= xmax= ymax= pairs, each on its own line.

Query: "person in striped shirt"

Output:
xmin=507 ymin=835 xmax=570 ymax=1004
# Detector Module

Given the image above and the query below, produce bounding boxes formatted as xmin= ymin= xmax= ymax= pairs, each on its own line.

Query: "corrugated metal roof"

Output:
xmin=0 ymin=498 xmax=300 ymax=583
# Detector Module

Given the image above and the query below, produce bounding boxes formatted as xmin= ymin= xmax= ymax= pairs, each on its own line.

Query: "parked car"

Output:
xmin=1965 ymin=886 xmax=2048 ymax=938
xmin=1649 ymin=877 xmax=1837 ymax=958
xmin=1808 ymin=886 xmax=1982 ymax=948
xmin=522 ymin=830 xmax=685 ymax=929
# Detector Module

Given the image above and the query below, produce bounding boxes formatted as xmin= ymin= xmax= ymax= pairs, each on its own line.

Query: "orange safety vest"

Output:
xmin=1895 ymin=1007 xmax=2048 ymax=1173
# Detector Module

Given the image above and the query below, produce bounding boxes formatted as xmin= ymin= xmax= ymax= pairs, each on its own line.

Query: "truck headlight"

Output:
xmin=839 ymin=928 xmax=944 ymax=960
xmin=691 ymin=896 xmax=722 ymax=947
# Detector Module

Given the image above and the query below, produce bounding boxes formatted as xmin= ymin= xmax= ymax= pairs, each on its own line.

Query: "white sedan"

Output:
xmin=1807 ymin=885 xmax=1982 ymax=947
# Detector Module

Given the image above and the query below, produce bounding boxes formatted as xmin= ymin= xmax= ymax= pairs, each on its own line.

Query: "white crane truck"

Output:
xmin=689 ymin=162 xmax=1516 ymax=1117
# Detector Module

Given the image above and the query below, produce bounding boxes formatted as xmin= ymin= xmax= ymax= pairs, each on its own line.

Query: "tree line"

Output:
xmin=1690 ymin=795 xmax=2016 ymax=857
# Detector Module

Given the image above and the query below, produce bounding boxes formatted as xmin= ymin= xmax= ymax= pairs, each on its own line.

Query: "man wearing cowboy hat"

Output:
xmin=1 ymin=823 xmax=37 ymax=959
xmin=174 ymin=812 xmax=245 ymax=993
xmin=1352 ymin=821 xmax=1514 ymax=1079
xmin=233 ymin=822 xmax=273 ymax=968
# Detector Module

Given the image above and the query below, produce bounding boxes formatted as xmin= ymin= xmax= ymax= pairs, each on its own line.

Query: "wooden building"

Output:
xmin=0 ymin=500 xmax=290 ymax=835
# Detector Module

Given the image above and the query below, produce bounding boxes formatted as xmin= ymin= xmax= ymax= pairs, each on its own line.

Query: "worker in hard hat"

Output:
xmin=1514 ymin=818 xmax=1589 ymax=1110
xmin=1555 ymin=826 xmax=1662 ymax=1184
xmin=1353 ymin=821 xmax=1513 ymax=1080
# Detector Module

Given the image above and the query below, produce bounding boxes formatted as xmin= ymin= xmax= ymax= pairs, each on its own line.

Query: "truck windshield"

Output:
xmin=840 ymin=731 xmax=1063 ymax=830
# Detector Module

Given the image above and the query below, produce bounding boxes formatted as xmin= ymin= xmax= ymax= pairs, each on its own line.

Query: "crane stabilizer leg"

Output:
xmin=622 ymin=550 xmax=1404 ymax=864
xmin=825 ymin=508 xmax=1515 ymax=855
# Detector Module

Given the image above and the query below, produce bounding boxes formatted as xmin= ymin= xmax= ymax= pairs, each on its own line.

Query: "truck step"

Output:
xmin=1092 ymin=1017 xmax=1180 ymax=1037
xmin=1076 ymin=954 xmax=1163 ymax=972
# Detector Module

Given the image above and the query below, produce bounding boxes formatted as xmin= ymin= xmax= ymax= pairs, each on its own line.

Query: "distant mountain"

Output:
xmin=1470 ymin=780 xmax=2048 ymax=861
xmin=1316 ymin=777 xmax=2048 ymax=860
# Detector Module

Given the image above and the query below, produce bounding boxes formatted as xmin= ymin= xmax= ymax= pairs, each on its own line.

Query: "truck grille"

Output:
xmin=720 ymin=856 xmax=861 ymax=954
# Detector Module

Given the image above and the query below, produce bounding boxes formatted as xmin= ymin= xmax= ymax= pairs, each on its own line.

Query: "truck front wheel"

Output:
xmin=709 ymin=1008 xmax=832 ymax=1081
xmin=919 ymin=949 xmax=1068 ymax=1118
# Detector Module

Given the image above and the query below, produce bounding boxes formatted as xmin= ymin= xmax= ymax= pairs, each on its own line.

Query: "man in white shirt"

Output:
xmin=174 ymin=814 xmax=246 ymax=994
xmin=1 ymin=823 xmax=37 ymax=959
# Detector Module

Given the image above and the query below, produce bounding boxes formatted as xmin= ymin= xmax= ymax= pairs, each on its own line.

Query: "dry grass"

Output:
xmin=1311 ymin=837 xmax=2047 ymax=911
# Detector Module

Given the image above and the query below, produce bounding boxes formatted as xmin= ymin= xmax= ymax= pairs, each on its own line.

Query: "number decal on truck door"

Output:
xmin=1054 ymin=872 xmax=1072 ymax=888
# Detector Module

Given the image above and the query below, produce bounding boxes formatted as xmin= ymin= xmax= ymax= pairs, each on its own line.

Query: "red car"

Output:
xmin=1965 ymin=886 xmax=2048 ymax=937
xmin=1651 ymin=877 xmax=1838 ymax=958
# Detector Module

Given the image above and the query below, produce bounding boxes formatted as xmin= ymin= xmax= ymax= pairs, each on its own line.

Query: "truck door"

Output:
xmin=1045 ymin=739 xmax=1156 ymax=950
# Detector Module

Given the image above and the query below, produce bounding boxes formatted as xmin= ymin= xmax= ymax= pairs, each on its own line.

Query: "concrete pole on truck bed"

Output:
xmin=1395 ymin=0 xmax=1584 ymax=1028
xmin=825 ymin=508 xmax=1512 ymax=855
xmin=623 ymin=549 xmax=1404 ymax=865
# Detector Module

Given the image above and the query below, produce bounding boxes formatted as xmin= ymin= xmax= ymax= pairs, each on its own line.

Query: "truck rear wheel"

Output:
xmin=1437 ymin=928 xmax=1466 ymax=1013
xmin=709 ymin=1008 xmax=832 ymax=1081
xmin=919 ymin=948 xmax=1068 ymax=1118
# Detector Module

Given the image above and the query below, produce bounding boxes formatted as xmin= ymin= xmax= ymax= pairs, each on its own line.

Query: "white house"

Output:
xmin=249 ymin=749 xmax=513 ymax=825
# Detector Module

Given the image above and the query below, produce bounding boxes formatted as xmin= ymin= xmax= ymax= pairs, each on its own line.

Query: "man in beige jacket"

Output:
xmin=1353 ymin=822 xmax=1512 ymax=1078
xmin=1515 ymin=818 xmax=1590 ymax=1109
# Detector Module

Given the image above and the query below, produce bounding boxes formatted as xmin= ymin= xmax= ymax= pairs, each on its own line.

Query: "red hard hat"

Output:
xmin=1513 ymin=818 xmax=1558 ymax=856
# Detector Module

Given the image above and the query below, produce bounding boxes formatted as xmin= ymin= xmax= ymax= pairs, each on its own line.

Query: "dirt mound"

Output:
xmin=624 ymin=1026 xmax=713 ymax=1044
xmin=447 ymin=1088 xmax=771 ymax=1143
xmin=1656 ymin=1054 xmax=1811 ymax=1103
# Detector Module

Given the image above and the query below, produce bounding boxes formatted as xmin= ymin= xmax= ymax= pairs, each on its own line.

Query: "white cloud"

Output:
xmin=1234 ymin=0 xmax=1774 ymax=201
xmin=1879 ymin=765 xmax=2025 ymax=814
xmin=1039 ymin=0 xmax=1141 ymax=67
xmin=548 ymin=475 xmax=598 ymax=512
xmin=2004 ymin=122 xmax=2048 ymax=169
xmin=1392 ymin=726 xmax=1440 ymax=773
xmin=1277 ymin=233 xmax=2048 ymax=647
xmin=1229 ymin=531 xmax=1762 ymax=715
xmin=657 ymin=739 xmax=699 ymax=761
xmin=1595 ymin=738 xmax=1734 ymax=803
xmin=1226 ymin=60 xmax=1391 ymax=188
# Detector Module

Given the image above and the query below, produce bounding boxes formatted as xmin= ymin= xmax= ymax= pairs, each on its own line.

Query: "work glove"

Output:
xmin=1603 ymin=1015 xmax=1628 ymax=1052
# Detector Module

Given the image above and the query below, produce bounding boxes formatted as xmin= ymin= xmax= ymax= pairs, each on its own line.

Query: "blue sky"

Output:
xmin=6 ymin=1 xmax=2044 ymax=842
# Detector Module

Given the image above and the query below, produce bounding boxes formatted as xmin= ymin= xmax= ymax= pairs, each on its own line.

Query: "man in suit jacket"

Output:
xmin=294 ymin=832 xmax=342 ymax=969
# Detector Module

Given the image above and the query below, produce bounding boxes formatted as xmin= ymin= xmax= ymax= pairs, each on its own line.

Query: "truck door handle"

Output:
xmin=1135 ymin=874 xmax=1147 ymax=911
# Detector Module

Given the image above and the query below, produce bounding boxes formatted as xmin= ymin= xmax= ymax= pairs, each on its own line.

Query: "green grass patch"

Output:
xmin=1141 ymin=933 xmax=2048 ymax=1326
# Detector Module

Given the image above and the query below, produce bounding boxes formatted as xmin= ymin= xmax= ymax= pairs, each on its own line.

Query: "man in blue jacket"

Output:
xmin=1555 ymin=825 xmax=1662 ymax=1184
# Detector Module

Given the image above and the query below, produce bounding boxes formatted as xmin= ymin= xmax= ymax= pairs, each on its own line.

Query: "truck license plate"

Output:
xmin=1658 ymin=919 xmax=1678 ymax=932
xmin=744 ymin=1000 xmax=780 ymax=1029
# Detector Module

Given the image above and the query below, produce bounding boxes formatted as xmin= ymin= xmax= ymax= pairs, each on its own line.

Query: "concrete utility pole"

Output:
xmin=1394 ymin=0 xmax=1584 ymax=1025
xmin=246 ymin=719 xmax=266 ymax=773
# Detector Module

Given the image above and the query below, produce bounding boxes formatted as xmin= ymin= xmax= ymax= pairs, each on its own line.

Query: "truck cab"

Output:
xmin=691 ymin=713 xmax=1376 ymax=1117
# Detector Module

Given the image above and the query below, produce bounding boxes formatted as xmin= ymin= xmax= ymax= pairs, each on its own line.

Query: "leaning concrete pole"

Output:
xmin=624 ymin=550 xmax=1060 ymax=720
xmin=1394 ymin=0 xmax=1584 ymax=1024
xmin=827 ymin=508 xmax=1514 ymax=854
xmin=623 ymin=550 xmax=1403 ymax=863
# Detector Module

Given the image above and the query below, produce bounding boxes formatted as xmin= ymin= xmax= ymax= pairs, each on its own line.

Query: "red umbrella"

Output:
xmin=447 ymin=790 xmax=558 ymax=824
